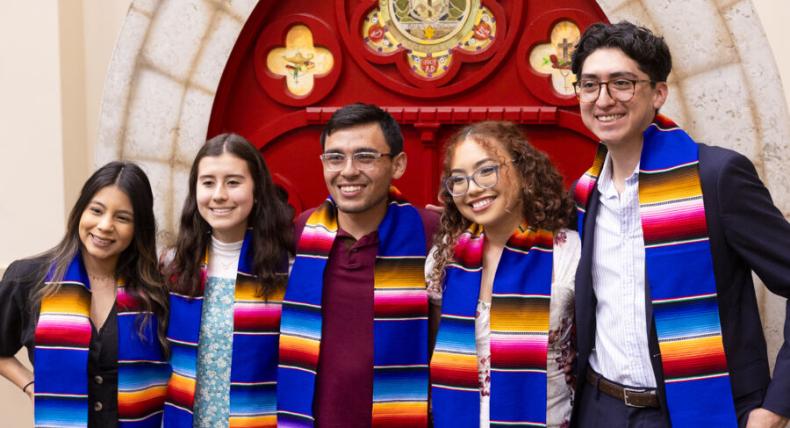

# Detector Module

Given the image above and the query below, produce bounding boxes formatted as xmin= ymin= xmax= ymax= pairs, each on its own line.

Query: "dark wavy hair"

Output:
xmin=571 ymin=21 xmax=672 ymax=83
xmin=428 ymin=121 xmax=574 ymax=289
xmin=36 ymin=161 xmax=168 ymax=350
xmin=166 ymin=133 xmax=293 ymax=297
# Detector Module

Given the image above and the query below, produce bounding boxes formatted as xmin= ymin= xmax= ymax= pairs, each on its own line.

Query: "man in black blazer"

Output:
xmin=569 ymin=21 xmax=790 ymax=428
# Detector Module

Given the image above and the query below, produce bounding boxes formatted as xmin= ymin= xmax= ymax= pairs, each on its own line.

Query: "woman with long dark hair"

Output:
xmin=428 ymin=121 xmax=578 ymax=428
xmin=0 ymin=161 xmax=170 ymax=427
xmin=161 ymin=133 xmax=293 ymax=427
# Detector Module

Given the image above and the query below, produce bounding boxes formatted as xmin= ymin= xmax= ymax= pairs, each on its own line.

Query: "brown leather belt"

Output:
xmin=586 ymin=370 xmax=659 ymax=408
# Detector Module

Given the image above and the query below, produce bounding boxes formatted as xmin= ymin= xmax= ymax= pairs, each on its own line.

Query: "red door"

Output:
xmin=208 ymin=0 xmax=607 ymax=215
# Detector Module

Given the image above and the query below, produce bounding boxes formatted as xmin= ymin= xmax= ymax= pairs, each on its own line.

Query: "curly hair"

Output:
xmin=428 ymin=121 xmax=574 ymax=293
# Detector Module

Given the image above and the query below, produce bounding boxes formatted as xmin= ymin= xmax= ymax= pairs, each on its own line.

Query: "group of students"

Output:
xmin=1 ymin=20 xmax=789 ymax=428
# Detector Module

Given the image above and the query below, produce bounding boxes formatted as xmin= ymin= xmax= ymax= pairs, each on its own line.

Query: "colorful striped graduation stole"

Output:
xmin=163 ymin=230 xmax=285 ymax=427
xmin=277 ymin=190 xmax=429 ymax=427
xmin=574 ymin=115 xmax=737 ymax=427
xmin=34 ymin=254 xmax=169 ymax=428
xmin=431 ymin=223 xmax=553 ymax=427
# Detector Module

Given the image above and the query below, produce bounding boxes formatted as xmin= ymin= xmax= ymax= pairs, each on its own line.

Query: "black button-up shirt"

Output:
xmin=0 ymin=258 xmax=119 ymax=428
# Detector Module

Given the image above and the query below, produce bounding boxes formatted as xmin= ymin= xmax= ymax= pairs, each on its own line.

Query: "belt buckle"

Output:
xmin=623 ymin=387 xmax=647 ymax=408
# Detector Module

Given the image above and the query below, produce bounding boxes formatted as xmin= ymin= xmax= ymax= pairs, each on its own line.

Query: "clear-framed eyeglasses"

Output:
xmin=319 ymin=151 xmax=393 ymax=171
xmin=572 ymin=78 xmax=654 ymax=103
xmin=444 ymin=164 xmax=501 ymax=197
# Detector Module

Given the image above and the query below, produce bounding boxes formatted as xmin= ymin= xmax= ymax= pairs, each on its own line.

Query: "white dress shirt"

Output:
xmin=587 ymin=155 xmax=657 ymax=388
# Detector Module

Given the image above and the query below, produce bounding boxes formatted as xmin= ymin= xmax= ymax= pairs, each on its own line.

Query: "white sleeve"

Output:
xmin=425 ymin=245 xmax=442 ymax=304
xmin=552 ymin=229 xmax=581 ymax=285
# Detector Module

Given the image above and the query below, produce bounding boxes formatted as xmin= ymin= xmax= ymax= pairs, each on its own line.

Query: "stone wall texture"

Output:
xmin=97 ymin=0 xmax=789 ymax=369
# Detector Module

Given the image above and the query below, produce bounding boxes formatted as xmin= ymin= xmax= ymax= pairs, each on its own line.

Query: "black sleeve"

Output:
xmin=716 ymin=152 xmax=790 ymax=417
xmin=0 ymin=259 xmax=42 ymax=358
xmin=718 ymin=153 xmax=790 ymax=297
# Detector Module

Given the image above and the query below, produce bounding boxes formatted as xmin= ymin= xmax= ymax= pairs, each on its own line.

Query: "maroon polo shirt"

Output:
xmin=293 ymin=207 xmax=438 ymax=428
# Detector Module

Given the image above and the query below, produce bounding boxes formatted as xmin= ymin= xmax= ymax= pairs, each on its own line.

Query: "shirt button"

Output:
xmin=94 ymin=401 xmax=103 ymax=411
xmin=94 ymin=375 xmax=103 ymax=385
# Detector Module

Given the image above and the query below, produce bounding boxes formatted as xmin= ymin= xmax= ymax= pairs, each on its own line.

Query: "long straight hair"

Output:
xmin=36 ymin=161 xmax=168 ymax=350
xmin=166 ymin=133 xmax=293 ymax=297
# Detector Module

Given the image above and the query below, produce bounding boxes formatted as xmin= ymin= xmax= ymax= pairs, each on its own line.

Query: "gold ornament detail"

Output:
xmin=362 ymin=0 xmax=496 ymax=80
xmin=267 ymin=25 xmax=334 ymax=97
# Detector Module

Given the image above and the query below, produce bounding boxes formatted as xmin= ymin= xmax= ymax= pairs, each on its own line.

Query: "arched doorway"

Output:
xmin=207 ymin=0 xmax=607 ymax=213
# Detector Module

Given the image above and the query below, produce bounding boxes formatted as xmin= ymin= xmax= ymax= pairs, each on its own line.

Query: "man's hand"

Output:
xmin=746 ymin=408 xmax=789 ymax=428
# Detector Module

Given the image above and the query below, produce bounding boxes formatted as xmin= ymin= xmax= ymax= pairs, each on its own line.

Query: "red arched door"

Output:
xmin=208 ymin=0 xmax=606 ymax=215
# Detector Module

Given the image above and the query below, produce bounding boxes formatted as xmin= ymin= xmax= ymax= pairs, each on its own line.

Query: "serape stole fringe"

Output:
xmin=277 ymin=189 xmax=429 ymax=427
xmin=163 ymin=230 xmax=284 ymax=428
xmin=573 ymin=115 xmax=737 ymax=427
xmin=34 ymin=254 xmax=169 ymax=428
xmin=431 ymin=223 xmax=553 ymax=428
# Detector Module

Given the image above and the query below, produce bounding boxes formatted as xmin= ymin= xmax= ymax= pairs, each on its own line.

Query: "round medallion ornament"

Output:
xmin=381 ymin=0 xmax=476 ymax=51
xmin=358 ymin=0 xmax=501 ymax=85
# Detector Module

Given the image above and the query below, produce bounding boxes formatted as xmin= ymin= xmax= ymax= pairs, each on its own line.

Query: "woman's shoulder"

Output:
xmin=3 ymin=256 xmax=48 ymax=284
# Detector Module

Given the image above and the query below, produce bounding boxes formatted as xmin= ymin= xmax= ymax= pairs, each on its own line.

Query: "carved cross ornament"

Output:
xmin=528 ymin=20 xmax=580 ymax=96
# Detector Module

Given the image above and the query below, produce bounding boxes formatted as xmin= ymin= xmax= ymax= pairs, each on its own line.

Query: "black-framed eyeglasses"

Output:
xmin=319 ymin=151 xmax=393 ymax=171
xmin=444 ymin=164 xmax=501 ymax=197
xmin=572 ymin=78 xmax=654 ymax=103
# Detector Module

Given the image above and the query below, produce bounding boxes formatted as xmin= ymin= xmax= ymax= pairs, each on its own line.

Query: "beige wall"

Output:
xmin=0 ymin=1 xmax=130 ymax=425
xmin=754 ymin=0 xmax=790 ymax=115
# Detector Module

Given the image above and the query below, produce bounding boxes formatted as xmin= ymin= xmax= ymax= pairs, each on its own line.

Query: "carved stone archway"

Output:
xmin=97 ymin=0 xmax=789 ymax=364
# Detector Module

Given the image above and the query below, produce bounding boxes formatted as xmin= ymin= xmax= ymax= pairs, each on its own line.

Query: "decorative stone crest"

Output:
xmin=362 ymin=0 xmax=496 ymax=80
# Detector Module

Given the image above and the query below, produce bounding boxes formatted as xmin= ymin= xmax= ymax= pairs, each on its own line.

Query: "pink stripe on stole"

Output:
xmin=233 ymin=302 xmax=281 ymax=330
xmin=453 ymin=233 xmax=483 ymax=267
xmin=490 ymin=334 xmax=548 ymax=368
xmin=116 ymin=288 xmax=139 ymax=310
xmin=374 ymin=289 xmax=428 ymax=317
xmin=297 ymin=225 xmax=336 ymax=254
xmin=642 ymin=199 xmax=708 ymax=243
xmin=575 ymin=173 xmax=596 ymax=204
xmin=35 ymin=314 xmax=91 ymax=346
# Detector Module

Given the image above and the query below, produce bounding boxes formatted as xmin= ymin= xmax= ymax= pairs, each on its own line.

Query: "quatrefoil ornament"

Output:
xmin=266 ymin=25 xmax=335 ymax=97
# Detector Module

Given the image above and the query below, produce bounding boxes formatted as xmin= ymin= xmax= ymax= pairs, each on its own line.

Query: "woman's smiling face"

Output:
xmin=448 ymin=137 xmax=523 ymax=230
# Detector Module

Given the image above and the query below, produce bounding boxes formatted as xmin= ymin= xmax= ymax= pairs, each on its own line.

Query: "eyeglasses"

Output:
xmin=319 ymin=151 xmax=393 ymax=171
xmin=444 ymin=164 xmax=501 ymax=197
xmin=573 ymin=78 xmax=654 ymax=103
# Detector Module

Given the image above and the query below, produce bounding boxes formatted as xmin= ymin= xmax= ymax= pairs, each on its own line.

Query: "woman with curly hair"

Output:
xmin=428 ymin=121 xmax=579 ymax=428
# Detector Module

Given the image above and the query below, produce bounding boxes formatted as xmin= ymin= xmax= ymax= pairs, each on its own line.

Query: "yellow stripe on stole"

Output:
xmin=40 ymin=285 xmax=91 ymax=316
xmin=119 ymin=384 xmax=168 ymax=403
xmin=374 ymin=259 xmax=426 ymax=289
xmin=658 ymin=335 xmax=726 ymax=362
xmin=639 ymin=167 xmax=702 ymax=204
xmin=279 ymin=334 xmax=320 ymax=356
xmin=234 ymin=279 xmax=286 ymax=301
xmin=229 ymin=414 xmax=277 ymax=428
xmin=372 ymin=401 xmax=427 ymax=418
xmin=168 ymin=372 xmax=196 ymax=394
xmin=430 ymin=351 xmax=477 ymax=373
xmin=306 ymin=205 xmax=338 ymax=230
xmin=489 ymin=299 xmax=549 ymax=332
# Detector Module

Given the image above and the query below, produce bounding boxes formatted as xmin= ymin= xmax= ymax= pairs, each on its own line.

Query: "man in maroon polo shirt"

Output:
xmin=289 ymin=103 xmax=438 ymax=427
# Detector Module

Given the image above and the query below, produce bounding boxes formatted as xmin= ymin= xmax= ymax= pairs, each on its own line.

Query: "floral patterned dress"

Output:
xmin=193 ymin=237 xmax=242 ymax=428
